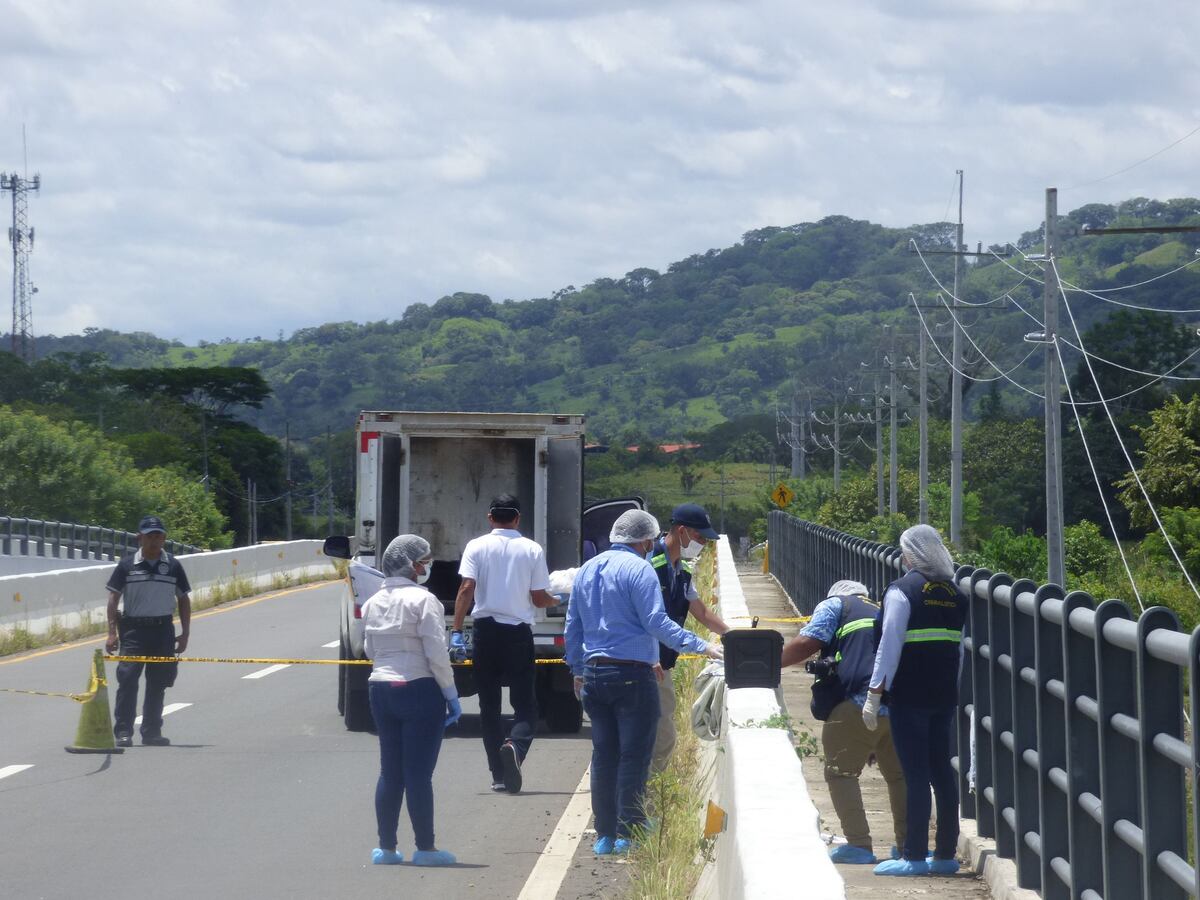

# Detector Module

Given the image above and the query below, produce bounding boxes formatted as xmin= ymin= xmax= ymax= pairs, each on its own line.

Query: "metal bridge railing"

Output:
xmin=0 ymin=516 xmax=201 ymax=562
xmin=767 ymin=510 xmax=1200 ymax=900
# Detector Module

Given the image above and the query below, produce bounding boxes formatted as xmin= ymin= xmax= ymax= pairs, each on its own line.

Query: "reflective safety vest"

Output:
xmin=828 ymin=594 xmax=880 ymax=700
xmin=886 ymin=569 xmax=966 ymax=709
xmin=650 ymin=538 xmax=692 ymax=669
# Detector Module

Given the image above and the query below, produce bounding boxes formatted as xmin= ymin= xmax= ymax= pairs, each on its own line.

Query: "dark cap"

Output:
xmin=138 ymin=515 xmax=167 ymax=535
xmin=670 ymin=503 xmax=719 ymax=540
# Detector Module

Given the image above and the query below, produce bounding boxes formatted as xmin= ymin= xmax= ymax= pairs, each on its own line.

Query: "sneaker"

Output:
xmin=141 ymin=735 xmax=170 ymax=747
xmin=115 ymin=733 xmax=133 ymax=748
xmin=593 ymin=836 xmax=615 ymax=855
xmin=490 ymin=781 xmax=507 ymax=792
xmin=613 ymin=838 xmax=632 ymax=855
xmin=874 ymin=858 xmax=930 ymax=877
xmin=499 ymin=740 xmax=522 ymax=793
xmin=928 ymin=856 xmax=960 ymax=875
xmin=829 ymin=844 xmax=877 ymax=864
xmin=412 ymin=849 xmax=456 ymax=866
xmin=371 ymin=848 xmax=403 ymax=865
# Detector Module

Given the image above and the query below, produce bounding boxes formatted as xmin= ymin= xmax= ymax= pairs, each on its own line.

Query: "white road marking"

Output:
xmin=0 ymin=765 xmax=33 ymax=781
xmin=134 ymin=702 xmax=191 ymax=725
xmin=322 ymin=640 xmax=339 ymax=648
xmin=516 ymin=766 xmax=593 ymax=900
xmin=242 ymin=664 xmax=291 ymax=680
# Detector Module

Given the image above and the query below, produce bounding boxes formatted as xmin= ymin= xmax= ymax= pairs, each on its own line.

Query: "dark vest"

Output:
xmin=810 ymin=594 xmax=880 ymax=720
xmin=650 ymin=539 xmax=692 ymax=669
xmin=830 ymin=594 xmax=881 ymax=699
xmin=886 ymin=570 xmax=966 ymax=709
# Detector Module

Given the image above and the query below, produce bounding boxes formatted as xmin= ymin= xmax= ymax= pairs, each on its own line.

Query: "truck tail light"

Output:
xmin=353 ymin=602 xmax=363 ymax=619
xmin=554 ymin=635 xmax=564 ymax=648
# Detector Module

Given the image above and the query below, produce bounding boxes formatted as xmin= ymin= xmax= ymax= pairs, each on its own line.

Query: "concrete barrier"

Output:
xmin=697 ymin=537 xmax=844 ymax=900
xmin=0 ymin=541 xmax=336 ymax=635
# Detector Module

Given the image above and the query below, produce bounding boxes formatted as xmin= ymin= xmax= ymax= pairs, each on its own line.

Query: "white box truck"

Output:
xmin=323 ymin=410 xmax=642 ymax=733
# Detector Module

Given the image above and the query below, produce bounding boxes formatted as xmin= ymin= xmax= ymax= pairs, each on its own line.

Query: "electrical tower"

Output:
xmin=2 ymin=170 xmax=40 ymax=363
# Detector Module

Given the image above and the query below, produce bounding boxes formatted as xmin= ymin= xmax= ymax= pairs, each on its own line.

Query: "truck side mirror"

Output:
xmin=323 ymin=535 xmax=352 ymax=559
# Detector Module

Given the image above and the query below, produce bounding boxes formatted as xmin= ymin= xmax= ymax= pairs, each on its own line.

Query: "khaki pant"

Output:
xmin=650 ymin=671 xmax=677 ymax=773
xmin=822 ymin=699 xmax=907 ymax=852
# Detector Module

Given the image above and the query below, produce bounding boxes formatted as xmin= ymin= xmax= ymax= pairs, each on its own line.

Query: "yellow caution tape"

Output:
xmin=728 ymin=616 xmax=812 ymax=624
xmin=105 ymin=654 xmax=711 ymax=668
xmin=0 ymin=669 xmax=103 ymax=704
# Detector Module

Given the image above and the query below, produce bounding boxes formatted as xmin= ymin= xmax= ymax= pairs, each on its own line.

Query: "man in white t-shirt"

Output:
xmin=452 ymin=493 xmax=558 ymax=794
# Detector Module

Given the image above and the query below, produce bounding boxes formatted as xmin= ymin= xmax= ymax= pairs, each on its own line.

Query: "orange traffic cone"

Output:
xmin=65 ymin=649 xmax=124 ymax=754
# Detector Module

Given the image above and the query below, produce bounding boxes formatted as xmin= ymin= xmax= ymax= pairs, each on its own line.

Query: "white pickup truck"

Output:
xmin=323 ymin=410 xmax=641 ymax=733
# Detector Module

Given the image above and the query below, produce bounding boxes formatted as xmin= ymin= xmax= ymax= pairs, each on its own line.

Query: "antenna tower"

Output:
xmin=2 ymin=166 xmax=40 ymax=363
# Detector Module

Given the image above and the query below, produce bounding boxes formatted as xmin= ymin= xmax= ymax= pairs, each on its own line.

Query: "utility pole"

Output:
xmin=888 ymin=330 xmax=900 ymax=515
xmin=326 ymin=428 xmax=335 ymax=536
xmin=918 ymin=323 xmax=929 ymax=523
xmin=1043 ymin=188 xmax=1065 ymax=586
xmin=2 ymin=166 xmax=40 ymax=364
xmin=951 ymin=169 xmax=964 ymax=547
xmin=875 ymin=372 xmax=884 ymax=517
xmin=285 ymin=422 xmax=293 ymax=541
xmin=832 ymin=392 xmax=842 ymax=492
xmin=201 ymin=408 xmax=209 ymax=493
xmin=790 ymin=388 xmax=802 ymax=478
xmin=246 ymin=478 xmax=254 ymax=546
xmin=716 ymin=461 xmax=735 ymax=534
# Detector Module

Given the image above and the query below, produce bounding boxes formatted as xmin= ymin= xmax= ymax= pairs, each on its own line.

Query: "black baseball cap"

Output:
xmin=670 ymin=503 xmax=719 ymax=540
xmin=138 ymin=515 xmax=167 ymax=535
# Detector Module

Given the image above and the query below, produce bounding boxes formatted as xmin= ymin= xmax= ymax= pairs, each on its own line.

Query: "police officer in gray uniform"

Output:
xmin=105 ymin=515 xmax=192 ymax=747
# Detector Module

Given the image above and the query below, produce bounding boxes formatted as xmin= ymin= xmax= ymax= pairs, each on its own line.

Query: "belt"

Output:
xmin=588 ymin=656 xmax=652 ymax=668
xmin=120 ymin=615 xmax=174 ymax=626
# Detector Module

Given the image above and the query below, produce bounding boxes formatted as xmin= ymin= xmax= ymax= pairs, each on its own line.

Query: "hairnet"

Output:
xmin=899 ymin=524 xmax=956 ymax=581
xmin=381 ymin=534 xmax=432 ymax=579
xmin=828 ymin=580 xmax=869 ymax=599
xmin=609 ymin=509 xmax=661 ymax=544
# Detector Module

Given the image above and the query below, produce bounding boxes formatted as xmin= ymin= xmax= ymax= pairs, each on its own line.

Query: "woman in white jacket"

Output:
xmin=363 ymin=534 xmax=461 ymax=867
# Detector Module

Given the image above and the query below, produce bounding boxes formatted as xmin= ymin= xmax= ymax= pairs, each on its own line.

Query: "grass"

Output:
xmin=624 ymin=547 xmax=718 ymax=900
xmin=0 ymin=566 xmax=342 ymax=659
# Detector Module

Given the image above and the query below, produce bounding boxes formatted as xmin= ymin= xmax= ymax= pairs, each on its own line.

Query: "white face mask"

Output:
xmin=415 ymin=562 xmax=432 ymax=585
xmin=679 ymin=532 xmax=703 ymax=560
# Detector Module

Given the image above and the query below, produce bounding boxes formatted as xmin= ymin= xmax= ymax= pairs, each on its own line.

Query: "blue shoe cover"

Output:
xmin=829 ymin=844 xmax=877 ymax=864
xmin=371 ymin=848 xmax=403 ymax=865
xmin=412 ymin=849 xmax=456 ymax=867
xmin=874 ymin=858 xmax=929 ymax=876
xmin=613 ymin=838 xmax=632 ymax=855
xmin=593 ymin=836 xmax=615 ymax=856
xmin=928 ymin=857 xmax=960 ymax=875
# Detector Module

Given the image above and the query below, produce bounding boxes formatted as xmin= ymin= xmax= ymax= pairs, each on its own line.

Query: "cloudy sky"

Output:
xmin=1 ymin=0 xmax=1197 ymax=343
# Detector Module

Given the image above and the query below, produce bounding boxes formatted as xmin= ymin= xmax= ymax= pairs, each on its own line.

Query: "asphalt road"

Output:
xmin=0 ymin=581 xmax=595 ymax=900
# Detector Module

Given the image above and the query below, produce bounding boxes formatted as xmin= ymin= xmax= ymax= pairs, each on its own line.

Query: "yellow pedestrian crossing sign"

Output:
xmin=772 ymin=482 xmax=795 ymax=508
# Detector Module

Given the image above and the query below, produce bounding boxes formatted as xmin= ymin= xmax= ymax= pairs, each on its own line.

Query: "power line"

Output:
xmin=1058 ymin=271 xmax=1200 ymax=314
xmin=1062 ymin=120 xmax=1200 ymax=191
xmin=1063 ymin=254 xmax=1200 ymax=294
xmin=1053 ymin=258 xmax=1200 ymax=602
xmin=1052 ymin=337 xmax=1144 ymax=610
xmin=911 ymin=240 xmax=1029 ymax=307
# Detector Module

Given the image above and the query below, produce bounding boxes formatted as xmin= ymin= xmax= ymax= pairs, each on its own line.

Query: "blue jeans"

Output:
xmin=582 ymin=663 xmax=660 ymax=839
xmin=369 ymin=678 xmax=445 ymax=852
xmin=888 ymin=704 xmax=959 ymax=860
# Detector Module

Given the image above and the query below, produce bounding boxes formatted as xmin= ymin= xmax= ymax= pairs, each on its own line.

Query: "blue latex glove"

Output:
xmin=449 ymin=631 xmax=468 ymax=663
xmin=443 ymin=687 xmax=462 ymax=728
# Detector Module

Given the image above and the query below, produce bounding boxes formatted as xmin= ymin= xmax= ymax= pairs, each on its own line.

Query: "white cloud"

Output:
xmin=0 ymin=0 xmax=1195 ymax=343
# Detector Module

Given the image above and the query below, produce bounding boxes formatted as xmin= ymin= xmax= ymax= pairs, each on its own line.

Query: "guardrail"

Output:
xmin=767 ymin=510 xmax=1200 ymax=900
xmin=0 ymin=516 xmax=201 ymax=560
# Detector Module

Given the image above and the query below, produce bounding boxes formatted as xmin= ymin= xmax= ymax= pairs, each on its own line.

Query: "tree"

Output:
xmin=1117 ymin=395 xmax=1200 ymax=530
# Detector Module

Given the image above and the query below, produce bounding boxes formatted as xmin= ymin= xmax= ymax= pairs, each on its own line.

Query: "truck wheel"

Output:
xmin=544 ymin=690 xmax=583 ymax=734
xmin=343 ymin=662 xmax=375 ymax=732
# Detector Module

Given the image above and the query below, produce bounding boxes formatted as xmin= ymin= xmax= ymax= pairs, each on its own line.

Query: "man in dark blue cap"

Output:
xmin=648 ymin=503 xmax=730 ymax=771
xmin=105 ymin=515 xmax=192 ymax=747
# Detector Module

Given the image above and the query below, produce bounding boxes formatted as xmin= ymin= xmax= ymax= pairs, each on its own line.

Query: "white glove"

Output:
xmin=704 ymin=640 xmax=724 ymax=660
xmin=862 ymin=691 xmax=881 ymax=731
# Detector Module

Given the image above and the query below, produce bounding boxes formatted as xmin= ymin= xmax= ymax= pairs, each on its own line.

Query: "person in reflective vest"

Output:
xmin=863 ymin=524 xmax=966 ymax=878
xmin=647 ymin=503 xmax=730 ymax=773
xmin=781 ymin=580 xmax=906 ymax=864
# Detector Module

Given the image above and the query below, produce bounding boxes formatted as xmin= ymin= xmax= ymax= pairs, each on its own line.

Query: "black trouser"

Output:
xmin=472 ymin=617 xmax=536 ymax=780
xmin=113 ymin=619 xmax=178 ymax=739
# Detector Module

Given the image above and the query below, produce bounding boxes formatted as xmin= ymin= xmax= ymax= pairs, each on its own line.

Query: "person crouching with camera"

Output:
xmin=780 ymin=580 xmax=906 ymax=864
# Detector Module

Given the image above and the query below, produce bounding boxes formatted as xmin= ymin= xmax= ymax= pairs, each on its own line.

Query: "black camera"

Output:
xmin=805 ymin=656 xmax=836 ymax=678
